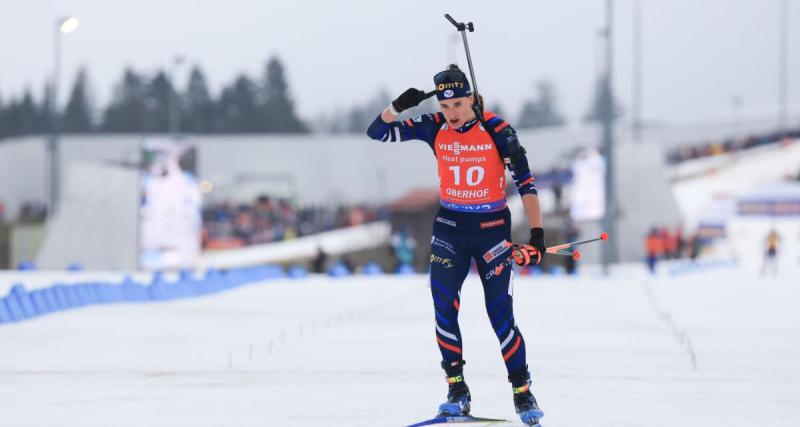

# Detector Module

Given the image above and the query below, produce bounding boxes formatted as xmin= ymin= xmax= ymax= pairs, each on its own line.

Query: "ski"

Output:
xmin=407 ymin=415 xmax=509 ymax=426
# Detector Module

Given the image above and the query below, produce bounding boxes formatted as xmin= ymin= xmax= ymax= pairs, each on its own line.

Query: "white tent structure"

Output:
xmin=36 ymin=162 xmax=139 ymax=270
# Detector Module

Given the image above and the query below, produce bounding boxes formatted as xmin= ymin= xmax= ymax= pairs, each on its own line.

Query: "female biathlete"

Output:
xmin=366 ymin=65 xmax=546 ymax=426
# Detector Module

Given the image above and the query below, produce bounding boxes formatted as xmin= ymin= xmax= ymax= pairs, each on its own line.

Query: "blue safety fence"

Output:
xmin=327 ymin=261 xmax=351 ymax=278
xmin=361 ymin=262 xmax=384 ymax=276
xmin=0 ymin=265 xmax=285 ymax=324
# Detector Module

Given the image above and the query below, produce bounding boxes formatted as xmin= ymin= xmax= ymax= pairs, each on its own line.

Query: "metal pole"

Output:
xmin=48 ymin=20 xmax=62 ymax=213
xmin=444 ymin=14 xmax=485 ymax=120
xmin=602 ymin=0 xmax=617 ymax=273
xmin=632 ymin=0 xmax=642 ymax=143
xmin=168 ymin=67 xmax=178 ymax=139
xmin=779 ymin=0 xmax=788 ymax=135
xmin=459 ymin=31 xmax=480 ymax=107
xmin=168 ymin=55 xmax=184 ymax=140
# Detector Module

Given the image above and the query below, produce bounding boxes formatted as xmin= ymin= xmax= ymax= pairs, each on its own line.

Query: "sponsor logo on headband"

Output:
xmin=444 ymin=89 xmax=454 ymax=98
xmin=437 ymin=82 xmax=465 ymax=91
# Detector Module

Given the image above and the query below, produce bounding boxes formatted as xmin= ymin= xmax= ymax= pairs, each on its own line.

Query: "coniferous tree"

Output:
xmin=583 ymin=76 xmax=622 ymax=124
xmin=13 ymin=89 xmax=39 ymax=135
xmin=102 ymin=68 xmax=147 ymax=132
xmin=31 ymin=58 xmax=318 ymax=135
xmin=2 ymin=96 xmax=17 ymax=137
xmin=62 ymin=67 xmax=93 ymax=132
xmin=143 ymin=71 xmax=172 ymax=132
xmin=182 ymin=66 xmax=215 ymax=133
xmin=0 ymin=93 xmax=6 ymax=138
xmin=517 ymin=80 xmax=566 ymax=129
xmin=216 ymin=75 xmax=260 ymax=132
xmin=261 ymin=56 xmax=307 ymax=133
xmin=39 ymin=82 xmax=53 ymax=134
xmin=216 ymin=85 xmax=238 ymax=133
xmin=234 ymin=75 xmax=261 ymax=132
xmin=0 ymin=89 xmax=49 ymax=137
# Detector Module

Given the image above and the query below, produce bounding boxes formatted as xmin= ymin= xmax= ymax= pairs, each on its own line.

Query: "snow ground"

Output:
xmin=0 ymin=268 xmax=798 ymax=427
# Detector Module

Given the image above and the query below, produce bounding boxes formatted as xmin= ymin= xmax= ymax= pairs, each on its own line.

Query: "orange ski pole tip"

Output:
xmin=600 ymin=232 xmax=609 ymax=241
xmin=573 ymin=250 xmax=582 ymax=260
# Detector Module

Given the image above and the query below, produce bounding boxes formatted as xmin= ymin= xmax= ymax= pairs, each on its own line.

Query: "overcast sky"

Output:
xmin=1 ymin=0 xmax=798 ymax=127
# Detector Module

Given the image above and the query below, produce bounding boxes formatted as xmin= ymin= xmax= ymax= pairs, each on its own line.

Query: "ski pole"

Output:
xmin=546 ymin=232 xmax=609 ymax=253
xmin=552 ymin=248 xmax=582 ymax=260
xmin=492 ymin=233 xmax=608 ymax=275
xmin=444 ymin=13 xmax=487 ymax=126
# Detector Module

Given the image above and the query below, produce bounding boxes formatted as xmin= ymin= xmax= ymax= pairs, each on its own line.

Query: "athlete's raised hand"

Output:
xmin=389 ymin=88 xmax=435 ymax=115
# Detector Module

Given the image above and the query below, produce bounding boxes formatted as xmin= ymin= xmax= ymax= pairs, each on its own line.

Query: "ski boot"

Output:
xmin=510 ymin=369 xmax=544 ymax=426
xmin=437 ymin=360 xmax=471 ymax=416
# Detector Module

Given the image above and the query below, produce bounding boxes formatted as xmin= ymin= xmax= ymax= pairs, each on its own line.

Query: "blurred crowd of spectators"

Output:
xmin=644 ymin=225 xmax=710 ymax=273
xmin=202 ymin=196 xmax=387 ymax=249
xmin=645 ymin=226 xmax=687 ymax=260
xmin=666 ymin=127 xmax=800 ymax=164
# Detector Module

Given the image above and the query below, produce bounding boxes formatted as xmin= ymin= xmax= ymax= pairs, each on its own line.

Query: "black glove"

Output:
xmin=391 ymin=88 xmax=432 ymax=114
xmin=528 ymin=227 xmax=546 ymax=264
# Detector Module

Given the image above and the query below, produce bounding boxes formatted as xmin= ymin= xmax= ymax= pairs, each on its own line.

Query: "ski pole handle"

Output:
xmin=444 ymin=13 xmax=460 ymax=28
xmin=492 ymin=247 xmax=579 ymax=277
xmin=444 ymin=14 xmax=474 ymax=32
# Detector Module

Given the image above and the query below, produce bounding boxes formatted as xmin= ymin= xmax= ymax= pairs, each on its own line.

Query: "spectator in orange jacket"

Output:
xmin=645 ymin=228 xmax=665 ymax=274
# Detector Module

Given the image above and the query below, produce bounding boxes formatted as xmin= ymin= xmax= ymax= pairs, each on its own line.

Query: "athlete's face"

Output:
xmin=438 ymin=95 xmax=476 ymax=128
